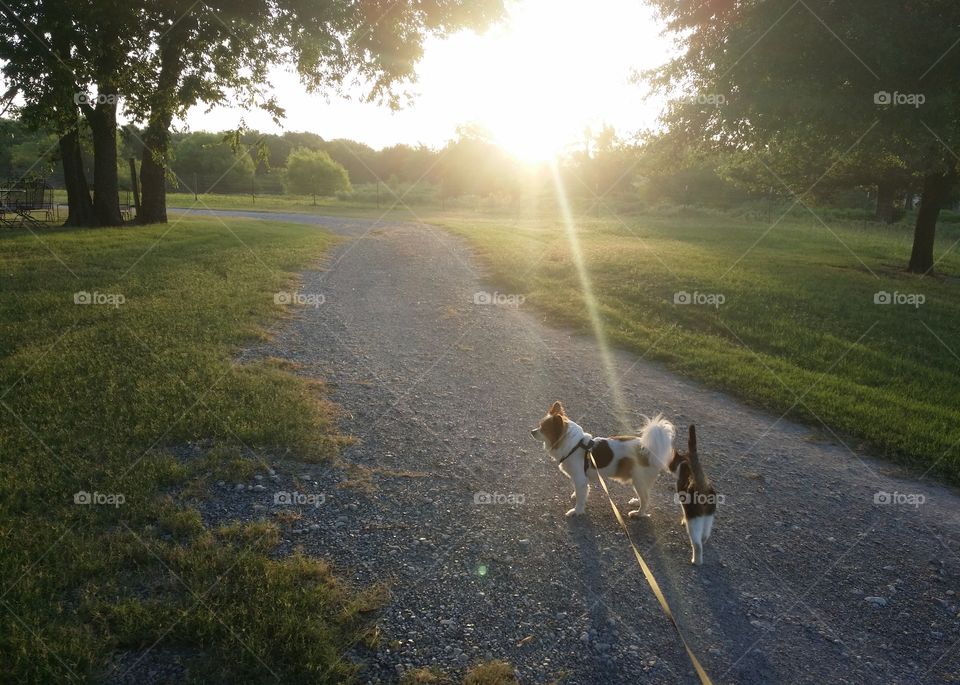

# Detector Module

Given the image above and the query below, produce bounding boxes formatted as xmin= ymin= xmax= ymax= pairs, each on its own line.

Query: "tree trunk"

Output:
xmin=908 ymin=171 xmax=955 ymax=274
xmin=875 ymin=179 xmax=896 ymax=223
xmin=59 ymin=126 xmax=97 ymax=227
xmin=138 ymin=120 xmax=171 ymax=224
xmin=137 ymin=36 xmax=182 ymax=225
xmin=86 ymin=93 xmax=123 ymax=226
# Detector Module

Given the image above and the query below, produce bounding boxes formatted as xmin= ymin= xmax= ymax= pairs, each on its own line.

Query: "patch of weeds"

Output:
xmin=463 ymin=660 xmax=519 ymax=685
xmin=401 ymin=666 xmax=455 ymax=684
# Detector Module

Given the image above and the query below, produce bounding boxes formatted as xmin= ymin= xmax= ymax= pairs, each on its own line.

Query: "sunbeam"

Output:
xmin=548 ymin=161 xmax=632 ymax=430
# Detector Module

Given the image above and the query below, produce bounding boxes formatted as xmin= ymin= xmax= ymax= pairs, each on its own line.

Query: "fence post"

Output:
xmin=194 ymin=172 xmax=198 ymax=201
xmin=128 ymin=158 xmax=140 ymax=218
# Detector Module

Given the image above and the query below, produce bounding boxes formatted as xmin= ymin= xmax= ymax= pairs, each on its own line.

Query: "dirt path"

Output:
xmin=187 ymin=209 xmax=960 ymax=684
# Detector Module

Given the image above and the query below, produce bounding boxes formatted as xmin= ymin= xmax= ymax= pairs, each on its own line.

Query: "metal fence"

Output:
xmin=166 ymin=172 xmax=286 ymax=197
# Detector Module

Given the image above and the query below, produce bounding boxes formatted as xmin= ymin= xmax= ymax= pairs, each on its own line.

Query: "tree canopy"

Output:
xmin=0 ymin=0 xmax=505 ymax=225
xmin=647 ymin=0 xmax=960 ymax=272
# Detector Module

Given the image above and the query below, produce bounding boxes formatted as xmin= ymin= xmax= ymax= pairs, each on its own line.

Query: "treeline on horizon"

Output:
xmin=5 ymin=116 xmax=950 ymax=219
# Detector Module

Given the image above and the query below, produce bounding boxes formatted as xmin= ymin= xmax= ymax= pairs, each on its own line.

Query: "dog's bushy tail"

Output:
xmin=686 ymin=425 xmax=709 ymax=491
xmin=639 ymin=413 xmax=676 ymax=470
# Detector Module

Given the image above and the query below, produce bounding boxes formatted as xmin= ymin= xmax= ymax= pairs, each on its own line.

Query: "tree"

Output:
xmin=647 ymin=0 xmax=960 ymax=273
xmin=126 ymin=0 xmax=505 ymax=223
xmin=76 ymin=1 xmax=140 ymax=225
xmin=125 ymin=0 xmax=284 ymax=223
xmin=0 ymin=2 xmax=98 ymax=225
xmin=440 ymin=124 xmax=519 ymax=198
xmin=1 ymin=1 xmax=505 ymax=226
xmin=323 ymin=138 xmax=379 ymax=184
xmin=570 ymin=125 xmax=640 ymax=200
xmin=284 ymin=148 xmax=350 ymax=198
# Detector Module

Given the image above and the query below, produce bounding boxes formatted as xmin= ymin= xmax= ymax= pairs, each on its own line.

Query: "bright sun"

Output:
xmin=415 ymin=0 xmax=671 ymax=161
xmin=189 ymin=1 xmax=672 ymax=157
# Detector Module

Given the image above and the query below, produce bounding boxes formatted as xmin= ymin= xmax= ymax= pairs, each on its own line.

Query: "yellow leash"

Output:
xmin=587 ymin=452 xmax=714 ymax=685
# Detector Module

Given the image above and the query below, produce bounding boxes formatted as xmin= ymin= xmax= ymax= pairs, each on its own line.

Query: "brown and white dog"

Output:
xmin=668 ymin=425 xmax=717 ymax=565
xmin=530 ymin=401 xmax=676 ymax=518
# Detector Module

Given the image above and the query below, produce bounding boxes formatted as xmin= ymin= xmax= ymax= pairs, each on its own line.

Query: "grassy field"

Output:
xmin=0 ymin=215 xmax=381 ymax=683
xmin=435 ymin=207 xmax=960 ymax=482
xmin=166 ymin=191 xmax=348 ymax=212
xmin=11 ymin=194 xmax=958 ymax=679
xmin=164 ymin=188 xmax=440 ymax=215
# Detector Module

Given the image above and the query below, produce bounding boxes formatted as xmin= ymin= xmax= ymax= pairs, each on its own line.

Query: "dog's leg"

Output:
xmin=571 ymin=484 xmax=590 ymax=500
xmin=687 ymin=517 xmax=705 ymax=565
xmin=566 ymin=474 xmax=589 ymax=517
xmin=703 ymin=514 xmax=714 ymax=543
xmin=627 ymin=483 xmax=651 ymax=519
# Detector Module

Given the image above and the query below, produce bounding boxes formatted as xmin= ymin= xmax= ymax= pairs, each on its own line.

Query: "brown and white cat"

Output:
xmin=669 ymin=425 xmax=718 ymax=565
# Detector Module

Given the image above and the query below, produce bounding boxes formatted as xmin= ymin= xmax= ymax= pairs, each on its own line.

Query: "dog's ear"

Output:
xmin=549 ymin=400 xmax=565 ymax=416
xmin=541 ymin=413 xmax=565 ymax=445
xmin=688 ymin=425 xmax=697 ymax=454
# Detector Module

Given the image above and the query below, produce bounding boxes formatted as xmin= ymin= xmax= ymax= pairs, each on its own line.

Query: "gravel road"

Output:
xmin=182 ymin=209 xmax=960 ymax=684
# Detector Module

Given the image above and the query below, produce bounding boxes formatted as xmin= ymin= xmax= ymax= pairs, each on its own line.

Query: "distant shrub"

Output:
xmin=284 ymin=148 xmax=351 ymax=197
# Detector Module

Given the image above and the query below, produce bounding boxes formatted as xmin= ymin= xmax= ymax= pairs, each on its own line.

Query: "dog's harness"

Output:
xmin=557 ymin=436 xmax=596 ymax=465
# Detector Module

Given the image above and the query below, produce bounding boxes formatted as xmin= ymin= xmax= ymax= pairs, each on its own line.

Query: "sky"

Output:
xmin=183 ymin=0 xmax=673 ymax=160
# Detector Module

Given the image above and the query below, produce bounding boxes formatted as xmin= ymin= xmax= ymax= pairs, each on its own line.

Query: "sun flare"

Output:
xmin=185 ymin=1 xmax=671 ymax=155
xmin=401 ymin=0 xmax=671 ymax=160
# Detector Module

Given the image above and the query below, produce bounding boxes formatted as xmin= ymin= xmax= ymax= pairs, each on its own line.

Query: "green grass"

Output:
xmin=436 ymin=209 xmax=960 ymax=482
xmin=165 ymin=189 xmax=440 ymax=217
xmin=166 ymin=191 xmax=348 ymax=213
xmin=0 ymin=216 xmax=378 ymax=683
